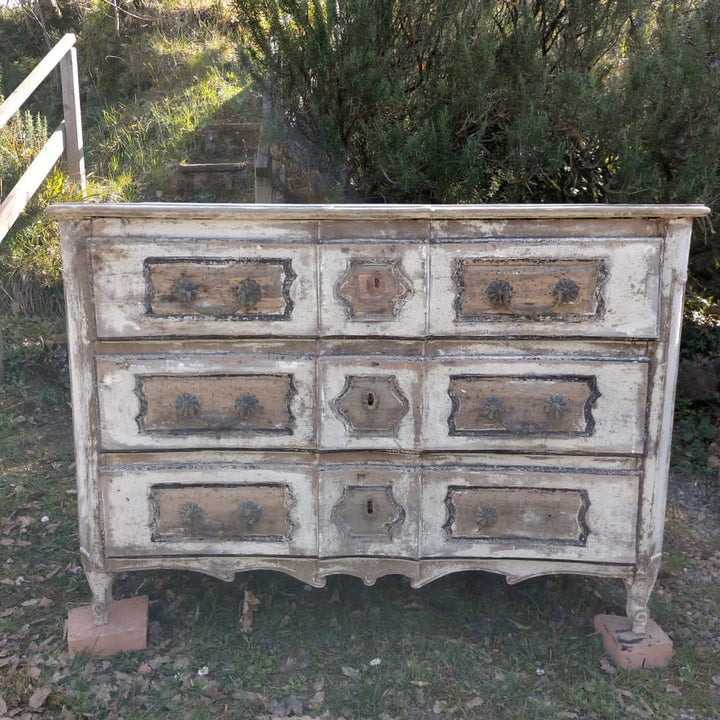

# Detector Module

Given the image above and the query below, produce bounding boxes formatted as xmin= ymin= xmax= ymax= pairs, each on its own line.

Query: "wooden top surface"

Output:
xmin=48 ymin=202 xmax=710 ymax=221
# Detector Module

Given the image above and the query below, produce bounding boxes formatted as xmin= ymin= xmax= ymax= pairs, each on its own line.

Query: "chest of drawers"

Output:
xmin=52 ymin=202 xmax=708 ymax=637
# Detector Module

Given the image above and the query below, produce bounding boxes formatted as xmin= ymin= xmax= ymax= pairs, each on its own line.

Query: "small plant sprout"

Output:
xmin=197 ymin=666 xmax=209 ymax=677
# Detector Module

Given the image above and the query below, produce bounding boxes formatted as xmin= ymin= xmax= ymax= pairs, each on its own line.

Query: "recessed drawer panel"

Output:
xmin=137 ymin=374 xmax=295 ymax=435
xmin=319 ymin=244 xmax=426 ymax=336
xmin=89 ymin=239 xmax=318 ymax=337
xmin=318 ymin=464 xmax=420 ymax=559
xmin=428 ymin=238 xmax=662 ymax=338
xmin=423 ymin=356 xmax=649 ymax=454
xmin=421 ymin=467 xmax=639 ymax=562
xmin=101 ymin=463 xmax=316 ymax=557
xmin=318 ymin=358 xmax=422 ymax=450
xmin=96 ymin=353 xmax=315 ymax=450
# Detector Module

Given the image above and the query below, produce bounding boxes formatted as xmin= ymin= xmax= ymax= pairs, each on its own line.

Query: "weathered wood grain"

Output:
xmin=89 ymin=239 xmax=318 ymax=338
xmin=421 ymin=467 xmax=639 ymax=563
xmin=95 ymin=353 xmax=315 ymax=450
xmin=429 ymin=238 xmax=662 ymax=338
xmin=101 ymin=463 xmax=316 ymax=557
xmin=319 ymin=464 xmax=420 ymax=559
xmin=424 ymin=355 xmax=650 ymax=454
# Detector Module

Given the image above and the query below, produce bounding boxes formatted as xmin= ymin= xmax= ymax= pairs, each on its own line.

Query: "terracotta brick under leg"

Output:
xmin=594 ymin=613 xmax=673 ymax=669
xmin=67 ymin=596 xmax=148 ymax=657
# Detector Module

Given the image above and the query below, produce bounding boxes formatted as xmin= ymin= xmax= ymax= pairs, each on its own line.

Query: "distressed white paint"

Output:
xmin=318 ymin=356 xmax=422 ymax=450
xmin=428 ymin=238 xmax=662 ymax=338
xmin=422 ymin=355 xmax=650 ymax=454
xmin=50 ymin=203 xmax=708 ymax=635
xmin=101 ymin=462 xmax=317 ymax=556
xmin=89 ymin=238 xmax=318 ymax=338
xmin=317 ymin=463 xmax=420 ymax=559
xmin=421 ymin=467 xmax=639 ymax=562
xmin=95 ymin=352 xmax=316 ymax=450
xmin=318 ymin=243 xmax=427 ymax=336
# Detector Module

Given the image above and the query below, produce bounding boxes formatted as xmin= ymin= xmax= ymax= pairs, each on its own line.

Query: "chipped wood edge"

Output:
xmin=47 ymin=202 xmax=711 ymax=222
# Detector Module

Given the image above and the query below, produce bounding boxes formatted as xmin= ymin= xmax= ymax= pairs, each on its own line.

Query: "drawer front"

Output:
xmin=318 ymin=358 xmax=423 ymax=450
xmin=90 ymin=239 xmax=318 ymax=337
xmin=319 ymin=244 xmax=426 ymax=336
xmin=423 ymin=356 xmax=649 ymax=454
xmin=318 ymin=464 xmax=419 ymax=558
xmin=101 ymin=463 xmax=317 ymax=556
xmin=428 ymin=238 xmax=662 ymax=338
xmin=96 ymin=353 xmax=315 ymax=450
xmin=421 ymin=467 xmax=639 ymax=562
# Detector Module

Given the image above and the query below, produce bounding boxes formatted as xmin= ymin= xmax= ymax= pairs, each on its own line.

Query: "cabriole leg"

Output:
xmin=624 ymin=558 xmax=661 ymax=635
xmin=85 ymin=571 xmax=114 ymax=626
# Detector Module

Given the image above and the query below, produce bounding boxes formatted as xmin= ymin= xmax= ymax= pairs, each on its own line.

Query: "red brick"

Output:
xmin=594 ymin=613 xmax=673 ymax=669
xmin=67 ymin=596 xmax=148 ymax=658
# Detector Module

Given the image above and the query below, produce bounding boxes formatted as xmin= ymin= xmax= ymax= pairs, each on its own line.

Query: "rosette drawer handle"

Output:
xmin=174 ymin=392 xmax=260 ymax=428
xmin=236 ymin=278 xmax=262 ymax=309
xmin=480 ymin=395 xmax=505 ymax=421
xmin=475 ymin=503 xmax=498 ymax=528
xmin=171 ymin=277 xmax=263 ymax=317
xmin=172 ymin=277 xmax=198 ymax=304
xmin=479 ymin=393 xmax=571 ymax=433
xmin=544 ymin=393 xmax=569 ymax=418
xmin=179 ymin=501 xmax=204 ymax=524
xmin=237 ymin=500 xmax=262 ymax=527
xmin=485 ymin=278 xmax=580 ymax=318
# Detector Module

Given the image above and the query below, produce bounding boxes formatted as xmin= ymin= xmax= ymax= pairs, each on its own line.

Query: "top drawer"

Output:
xmin=89 ymin=238 xmax=318 ymax=338
xmin=88 ymin=234 xmax=663 ymax=340
xmin=428 ymin=237 xmax=662 ymax=339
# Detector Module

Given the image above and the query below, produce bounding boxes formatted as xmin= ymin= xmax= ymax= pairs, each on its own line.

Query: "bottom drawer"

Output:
xmin=421 ymin=466 xmax=639 ymax=563
xmin=318 ymin=464 xmax=420 ymax=559
xmin=101 ymin=463 xmax=317 ymax=557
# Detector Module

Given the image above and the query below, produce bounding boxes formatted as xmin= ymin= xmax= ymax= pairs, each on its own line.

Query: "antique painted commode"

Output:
xmin=51 ymin=202 xmax=708 ymax=639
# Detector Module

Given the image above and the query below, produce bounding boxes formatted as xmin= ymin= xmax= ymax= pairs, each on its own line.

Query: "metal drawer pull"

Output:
xmin=234 ymin=392 xmax=260 ymax=420
xmin=171 ymin=277 xmax=263 ymax=317
xmin=237 ymin=500 xmax=262 ymax=526
xmin=480 ymin=393 xmax=570 ymax=433
xmin=475 ymin=503 xmax=498 ymax=528
xmin=174 ymin=392 xmax=260 ymax=427
xmin=485 ymin=278 xmax=579 ymax=317
xmin=175 ymin=392 xmax=200 ymax=417
xmin=179 ymin=501 xmax=204 ymax=524
xmin=544 ymin=393 xmax=569 ymax=418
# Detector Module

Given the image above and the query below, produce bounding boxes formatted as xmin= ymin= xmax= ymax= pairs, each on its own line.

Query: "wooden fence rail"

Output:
xmin=0 ymin=33 xmax=86 ymax=382
xmin=0 ymin=33 xmax=85 ymax=241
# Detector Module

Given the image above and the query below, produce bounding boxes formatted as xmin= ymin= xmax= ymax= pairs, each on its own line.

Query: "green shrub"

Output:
xmin=236 ymin=0 xmax=720 ymax=290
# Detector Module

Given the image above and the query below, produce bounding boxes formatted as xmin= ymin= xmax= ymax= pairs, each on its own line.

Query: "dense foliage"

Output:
xmin=236 ymin=0 xmax=720 ymax=285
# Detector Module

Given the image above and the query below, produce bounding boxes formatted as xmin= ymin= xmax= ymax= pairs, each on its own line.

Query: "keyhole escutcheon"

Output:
xmin=366 ymin=499 xmax=374 ymax=515
xmin=362 ymin=273 xmax=385 ymax=297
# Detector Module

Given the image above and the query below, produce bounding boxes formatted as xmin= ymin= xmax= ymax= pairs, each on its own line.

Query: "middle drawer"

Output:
xmin=96 ymin=352 xmax=316 ymax=451
xmin=96 ymin=351 xmax=649 ymax=454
